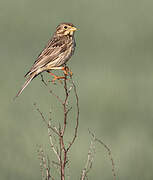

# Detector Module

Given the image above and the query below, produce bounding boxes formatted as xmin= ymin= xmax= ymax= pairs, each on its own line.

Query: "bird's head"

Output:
xmin=56 ymin=23 xmax=77 ymax=36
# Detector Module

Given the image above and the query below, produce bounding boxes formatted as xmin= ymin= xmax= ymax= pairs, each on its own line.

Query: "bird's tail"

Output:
xmin=14 ymin=72 xmax=36 ymax=100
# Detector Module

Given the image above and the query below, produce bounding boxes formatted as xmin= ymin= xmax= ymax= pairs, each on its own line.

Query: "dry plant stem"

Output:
xmin=60 ymin=75 xmax=80 ymax=180
xmin=38 ymin=73 xmax=80 ymax=180
xmin=48 ymin=120 xmax=60 ymax=162
xmin=36 ymin=73 xmax=116 ymax=180
xmin=67 ymin=78 xmax=79 ymax=151
xmin=80 ymin=131 xmax=117 ymax=180
xmin=89 ymin=130 xmax=116 ymax=180
xmin=37 ymin=146 xmax=52 ymax=180
xmin=95 ymin=139 xmax=116 ymax=180
xmin=81 ymin=138 xmax=95 ymax=180
xmin=34 ymin=103 xmax=60 ymax=136
xmin=56 ymin=75 xmax=79 ymax=180
xmin=62 ymin=73 xmax=69 ymax=135
xmin=37 ymin=147 xmax=45 ymax=179
xmin=45 ymin=156 xmax=51 ymax=180
xmin=58 ymin=124 xmax=66 ymax=180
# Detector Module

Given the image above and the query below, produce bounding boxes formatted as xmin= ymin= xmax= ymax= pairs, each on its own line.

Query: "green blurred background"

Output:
xmin=1 ymin=0 xmax=153 ymax=179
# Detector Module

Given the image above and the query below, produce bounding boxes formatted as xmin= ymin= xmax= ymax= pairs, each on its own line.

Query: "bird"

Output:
xmin=15 ymin=22 xmax=77 ymax=98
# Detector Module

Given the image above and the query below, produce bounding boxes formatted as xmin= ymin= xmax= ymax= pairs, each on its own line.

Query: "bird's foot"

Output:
xmin=51 ymin=76 xmax=66 ymax=84
xmin=62 ymin=66 xmax=73 ymax=77
xmin=47 ymin=71 xmax=69 ymax=84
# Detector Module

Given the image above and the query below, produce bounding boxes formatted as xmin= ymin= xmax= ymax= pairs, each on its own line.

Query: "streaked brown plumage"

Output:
xmin=15 ymin=23 xmax=77 ymax=98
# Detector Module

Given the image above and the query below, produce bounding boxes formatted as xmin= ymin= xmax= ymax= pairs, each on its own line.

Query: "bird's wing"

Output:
xmin=25 ymin=36 xmax=68 ymax=76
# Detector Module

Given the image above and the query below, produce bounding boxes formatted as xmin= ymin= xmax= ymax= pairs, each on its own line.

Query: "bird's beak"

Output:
xmin=70 ymin=27 xmax=77 ymax=32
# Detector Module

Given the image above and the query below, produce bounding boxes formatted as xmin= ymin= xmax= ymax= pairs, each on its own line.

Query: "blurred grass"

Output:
xmin=1 ymin=0 xmax=153 ymax=179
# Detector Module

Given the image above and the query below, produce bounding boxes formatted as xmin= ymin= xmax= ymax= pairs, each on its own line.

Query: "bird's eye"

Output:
xmin=64 ymin=26 xmax=68 ymax=29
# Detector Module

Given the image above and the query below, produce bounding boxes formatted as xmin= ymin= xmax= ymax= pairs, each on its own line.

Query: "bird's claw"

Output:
xmin=62 ymin=66 xmax=73 ymax=77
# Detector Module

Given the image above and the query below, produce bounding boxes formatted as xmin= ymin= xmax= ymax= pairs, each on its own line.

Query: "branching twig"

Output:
xmin=37 ymin=73 xmax=80 ymax=180
xmin=62 ymin=74 xmax=69 ymax=136
xmin=36 ymin=72 xmax=116 ymax=180
xmin=89 ymin=130 xmax=117 ymax=180
xmin=48 ymin=120 xmax=60 ymax=162
xmin=67 ymin=79 xmax=79 ymax=152
xmin=37 ymin=146 xmax=53 ymax=180
xmin=80 ymin=136 xmax=96 ymax=180
xmin=34 ymin=103 xmax=60 ymax=136
xmin=80 ymin=130 xmax=117 ymax=180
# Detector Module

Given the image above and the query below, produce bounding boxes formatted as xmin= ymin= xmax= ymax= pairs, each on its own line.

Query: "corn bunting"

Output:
xmin=15 ymin=23 xmax=77 ymax=98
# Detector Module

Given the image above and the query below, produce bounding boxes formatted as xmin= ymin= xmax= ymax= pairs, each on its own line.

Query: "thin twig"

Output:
xmin=62 ymin=74 xmax=69 ymax=136
xmin=67 ymin=79 xmax=79 ymax=151
xmin=34 ymin=103 xmax=60 ymax=136
xmin=48 ymin=120 xmax=60 ymax=162
xmin=89 ymin=130 xmax=117 ymax=180
xmin=80 ymin=134 xmax=96 ymax=180
xmin=38 ymin=72 xmax=80 ymax=180
xmin=37 ymin=146 xmax=52 ymax=180
xmin=37 ymin=146 xmax=45 ymax=180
